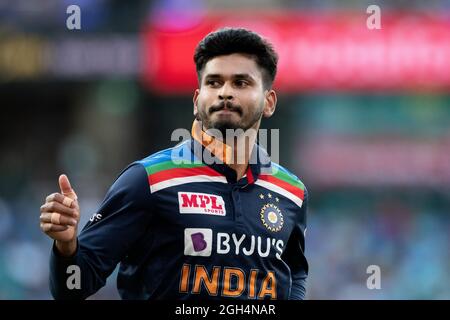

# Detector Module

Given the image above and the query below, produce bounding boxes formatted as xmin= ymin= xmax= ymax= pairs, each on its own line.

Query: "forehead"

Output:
xmin=202 ymin=53 xmax=262 ymax=80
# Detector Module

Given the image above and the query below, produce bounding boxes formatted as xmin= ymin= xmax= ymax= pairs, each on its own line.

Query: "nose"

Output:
xmin=218 ymin=82 xmax=234 ymax=101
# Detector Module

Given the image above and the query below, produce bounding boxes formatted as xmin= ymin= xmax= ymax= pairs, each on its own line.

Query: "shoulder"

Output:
xmin=270 ymin=162 xmax=306 ymax=191
xmin=107 ymin=162 xmax=148 ymax=199
xmin=133 ymin=140 xmax=212 ymax=193
xmin=99 ymin=141 xmax=193 ymax=207
xmin=135 ymin=140 xmax=194 ymax=173
xmin=259 ymin=162 xmax=308 ymax=207
xmin=108 ymin=141 xmax=191 ymax=192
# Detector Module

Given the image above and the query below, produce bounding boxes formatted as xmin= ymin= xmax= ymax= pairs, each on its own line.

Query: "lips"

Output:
xmin=215 ymin=109 xmax=237 ymax=114
xmin=209 ymin=101 xmax=242 ymax=115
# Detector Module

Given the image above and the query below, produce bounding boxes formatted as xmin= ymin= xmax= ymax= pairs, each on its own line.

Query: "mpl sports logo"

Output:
xmin=178 ymin=192 xmax=226 ymax=216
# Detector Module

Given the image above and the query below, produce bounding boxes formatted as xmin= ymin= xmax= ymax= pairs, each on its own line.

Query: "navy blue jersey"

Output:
xmin=49 ymin=137 xmax=308 ymax=300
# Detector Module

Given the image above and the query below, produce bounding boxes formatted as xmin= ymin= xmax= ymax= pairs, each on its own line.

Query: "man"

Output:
xmin=40 ymin=28 xmax=308 ymax=300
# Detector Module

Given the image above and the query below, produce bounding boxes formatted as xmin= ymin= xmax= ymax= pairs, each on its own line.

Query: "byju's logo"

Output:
xmin=184 ymin=228 xmax=212 ymax=257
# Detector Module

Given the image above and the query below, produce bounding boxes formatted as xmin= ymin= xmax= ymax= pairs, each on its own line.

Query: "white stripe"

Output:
xmin=151 ymin=175 xmax=228 ymax=193
xmin=255 ymin=180 xmax=303 ymax=208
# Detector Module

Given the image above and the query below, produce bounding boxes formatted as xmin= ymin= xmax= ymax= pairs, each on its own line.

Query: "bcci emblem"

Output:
xmin=260 ymin=203 xmax=284 ymax=232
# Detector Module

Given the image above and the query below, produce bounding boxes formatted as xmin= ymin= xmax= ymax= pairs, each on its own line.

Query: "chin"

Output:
xmin=210 ymin=121 xmax=241 ymax=135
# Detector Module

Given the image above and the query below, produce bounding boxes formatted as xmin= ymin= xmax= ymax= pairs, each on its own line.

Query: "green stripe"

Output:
xmin=272 ymin=169 xmax=305 ymax=191
xmin=145 ymin=160 xmax=206 ymax=176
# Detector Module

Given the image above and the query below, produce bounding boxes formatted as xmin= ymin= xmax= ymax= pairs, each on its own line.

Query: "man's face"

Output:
xmin=193 ymin=53 xmax=275 ymax=135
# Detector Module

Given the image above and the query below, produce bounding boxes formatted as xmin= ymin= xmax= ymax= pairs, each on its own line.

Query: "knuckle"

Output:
xmin=40 ymin=223 xmax=48 ymax=232
xmin=48 ymin=193 xmax=59 ymax=202
xmin=49 ymin=202 xmax=57 ymax=211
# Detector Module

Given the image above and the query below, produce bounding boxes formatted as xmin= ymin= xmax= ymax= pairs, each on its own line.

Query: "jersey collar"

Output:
xmin=190 ymin=119 xmax=272 ymax=184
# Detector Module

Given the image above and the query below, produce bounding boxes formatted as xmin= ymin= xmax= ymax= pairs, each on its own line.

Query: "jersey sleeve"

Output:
xmin=49 ymin=163 xmax=153 ymax=300
xmin=283 ymin=187 xmax=309 ymax=300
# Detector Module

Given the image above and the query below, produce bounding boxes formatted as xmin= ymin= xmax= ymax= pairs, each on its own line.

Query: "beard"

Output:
xmin=196 ymin=101 xmax=263 ymax=137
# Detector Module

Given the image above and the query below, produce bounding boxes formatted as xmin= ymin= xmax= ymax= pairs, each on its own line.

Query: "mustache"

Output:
xmin=209 ymin=101 xmax=243 ymax=116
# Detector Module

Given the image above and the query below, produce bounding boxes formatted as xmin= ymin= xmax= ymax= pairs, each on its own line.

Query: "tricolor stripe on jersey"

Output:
xmin=140 ymin=141 xmax=305 ymax=207
xmin=141 ymin=146 xmax=227 ymax=193
xmin=256 ymin=164 xmax=305 ymax=208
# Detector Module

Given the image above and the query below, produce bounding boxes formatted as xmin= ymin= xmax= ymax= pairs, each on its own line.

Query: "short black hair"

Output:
xmin=194 ymin=27 xmax=278 ymax=89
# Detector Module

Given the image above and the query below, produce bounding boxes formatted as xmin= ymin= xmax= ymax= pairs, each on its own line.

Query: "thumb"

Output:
xmin=58 ymin=174 xmax=78 ymax=200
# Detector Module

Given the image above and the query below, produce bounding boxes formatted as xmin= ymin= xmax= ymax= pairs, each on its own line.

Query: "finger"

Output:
xmin=40 ymin=212 xmax=77 ymax=226
xmin=45 ymin=193 xmax=75 ymax=209
xmin=59 ymin=174 xmax=78 ymax=200
xmin=40 ymin=222 xmax=69 ymax=233
xmin=40 ymin=201 xmax=77 ymax=217
xmin=46 ymin=192 xmax=62 ymax=203
xmin=62 ymin=197 xmax=74 ymax=207
xmin=51 ymin=212 xmax=61 ymax=224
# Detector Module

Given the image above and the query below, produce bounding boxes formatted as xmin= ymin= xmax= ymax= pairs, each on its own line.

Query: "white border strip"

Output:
xmin=255 ymin=180 xmax=303 ymax=208
xmin=151 ymin=175 xmax=228 ymax=193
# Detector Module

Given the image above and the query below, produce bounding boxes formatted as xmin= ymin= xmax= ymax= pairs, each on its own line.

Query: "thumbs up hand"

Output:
xmin=59 ymin=174 xmax=78 ymax=202
xmin=40 ymin=174 xmax=80 ymax=256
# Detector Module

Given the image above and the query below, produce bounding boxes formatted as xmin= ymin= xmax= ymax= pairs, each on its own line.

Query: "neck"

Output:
xmin=226 ymin=130 xmax=258 ymax=180
xmin=191 ymin=119 xmax=259 ymax=180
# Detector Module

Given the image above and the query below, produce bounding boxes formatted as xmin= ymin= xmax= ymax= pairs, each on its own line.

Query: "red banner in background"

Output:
xmin=298 ymin=137 xmax=450 ymax=187
xmin=141 ymin=11 xmax=450 ymax=93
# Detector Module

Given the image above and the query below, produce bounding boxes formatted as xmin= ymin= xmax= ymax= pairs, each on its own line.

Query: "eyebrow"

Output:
xmin=204 ymin=73 xmax=255 ymax=81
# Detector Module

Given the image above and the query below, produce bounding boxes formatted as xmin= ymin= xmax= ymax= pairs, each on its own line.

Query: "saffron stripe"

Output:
xmin=149 ymin=166 xmax=223 ymax=185
xmin=258 ymin=174 xmax=305 ymax=201
xmin=272 ymin=169 xmax=305 ymax=191
xmin=255 ymin=180 xmax=303 ymax=208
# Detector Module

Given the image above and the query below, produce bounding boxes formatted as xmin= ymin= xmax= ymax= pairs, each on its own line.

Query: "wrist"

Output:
xmin=55 ymin=238 xmax=77 ymax=257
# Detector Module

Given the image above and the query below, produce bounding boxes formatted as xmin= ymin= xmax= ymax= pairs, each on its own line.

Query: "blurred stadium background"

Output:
xmin=0 ymin=0 xmax=449 ymax=299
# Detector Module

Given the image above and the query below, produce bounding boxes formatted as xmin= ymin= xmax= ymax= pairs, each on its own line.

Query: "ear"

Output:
xmin=193 ymin=89 xmax=200 ymax=117
xmin=262 ymin=89 xmax=277 ymax=118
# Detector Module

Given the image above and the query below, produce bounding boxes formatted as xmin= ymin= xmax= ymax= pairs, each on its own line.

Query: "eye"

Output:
xmin=235 ymin=80 xmax=249 ymax=87
xmin=206 ymin=80 xmax=221 ymax=87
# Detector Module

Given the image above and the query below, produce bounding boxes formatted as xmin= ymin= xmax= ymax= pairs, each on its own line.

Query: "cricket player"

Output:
xmin=39 ymin=28 xmax=308 ymax=300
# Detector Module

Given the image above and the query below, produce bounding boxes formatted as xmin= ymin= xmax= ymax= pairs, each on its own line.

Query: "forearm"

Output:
xmin=55 ymin=238 xmax=78 ymax=257
xmin=49 ymin=241 xmax=106 ymax=300
xmin=289 ymin=277 xmax=307 ymax=300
